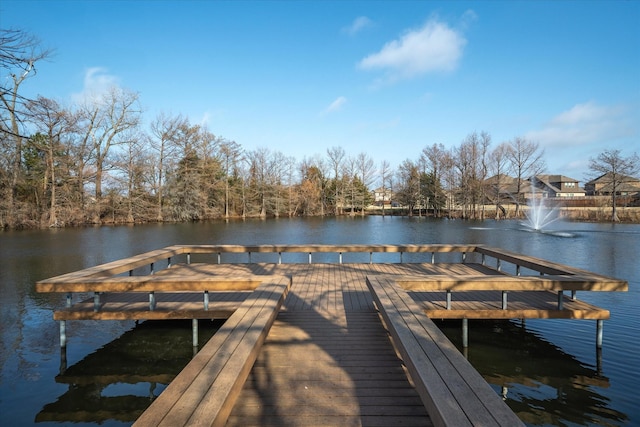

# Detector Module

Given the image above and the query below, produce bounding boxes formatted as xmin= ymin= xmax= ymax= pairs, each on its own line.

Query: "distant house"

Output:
xmin=373 ymin=187 xmax=394 ymax=206
xmin=532 ymin=175 xmax=585 ymax=198
xmin=485 ymin=174 xmax=586 ymax=201
xmin=485 ymin=174 xmax=533 ymax=201
xmin=584 ymin=173 xmax=640 ymax=196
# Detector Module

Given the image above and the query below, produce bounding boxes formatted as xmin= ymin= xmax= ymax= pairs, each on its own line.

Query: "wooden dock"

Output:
xmin=36 ymin=244 xmax=627 ymax=427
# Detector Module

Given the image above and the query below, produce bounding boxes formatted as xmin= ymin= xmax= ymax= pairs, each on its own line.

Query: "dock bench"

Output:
xmin=133 ymin=276 xmax=290 ymax=427
xmin=366 ymin=276 xmax=524 ymax=427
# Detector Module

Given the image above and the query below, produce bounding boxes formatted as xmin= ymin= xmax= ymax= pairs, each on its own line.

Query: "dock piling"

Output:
xmin=192 ymin=319 xmax=198 ymax=347
xmin=462 ymin=318 xmax=469 ymax=348
xmin=557 ymin=291 xmax=564 ymax=310
xmin=59 ymin=320 xmax=66 ymax=348
xmin=597 ymin=319 xmax=604 ymax=348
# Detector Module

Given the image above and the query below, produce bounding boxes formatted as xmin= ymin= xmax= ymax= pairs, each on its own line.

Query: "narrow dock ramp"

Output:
xmin=226 ymin=310 xmax=432 ymax=426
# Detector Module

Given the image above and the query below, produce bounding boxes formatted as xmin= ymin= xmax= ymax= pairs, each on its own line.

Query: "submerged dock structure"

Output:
xmin=37 ymin=244 xmax=627 ymax=426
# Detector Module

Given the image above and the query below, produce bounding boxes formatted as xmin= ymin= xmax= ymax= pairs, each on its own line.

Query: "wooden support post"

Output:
xmin=204 ymin=290 xmax=209 ymax=311
xmin=596 ymin=320 xmax=604 ymax=348
xmin=462 ymin=318 xmax=469 ymax=348
xmin=502 ymin=291 xmax=508 ymax=310
xmin=571 ymin=290 xmax=577 ymax=300
xmin=192 ymin=319 xmax=198 ymax=348
xmin=446 ymin=290 xmax=452 ymax=310
xmin=557 ymin=291 xmax=564 ymax=310
xmin=129 ymin=269 xmax=133 ymax=276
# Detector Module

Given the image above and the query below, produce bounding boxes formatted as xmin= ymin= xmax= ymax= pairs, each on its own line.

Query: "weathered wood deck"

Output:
xmin=36 ymin=245 xmax=628 ymax=427
xmin=47 ymin=262 xmax=616 ymax=321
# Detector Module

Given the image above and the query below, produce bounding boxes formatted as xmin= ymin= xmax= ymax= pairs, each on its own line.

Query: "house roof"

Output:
xmin=532 ymin=175 xmax=585 ymax=194
xmin=585 ymin=172 xmax=640 ymax=185
xmin=535 ymin=174 xmax=580 ymax=183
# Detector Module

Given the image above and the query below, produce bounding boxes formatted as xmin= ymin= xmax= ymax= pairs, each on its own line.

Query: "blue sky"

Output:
xmin=3 ymin=1 xmax=639 ymax=182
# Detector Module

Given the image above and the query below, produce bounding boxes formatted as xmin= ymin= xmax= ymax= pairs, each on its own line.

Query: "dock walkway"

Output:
xmin=36 ymin=245 xmax=628 ymax=426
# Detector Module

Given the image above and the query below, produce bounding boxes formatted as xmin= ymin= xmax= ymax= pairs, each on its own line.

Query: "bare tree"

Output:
xmin=297 ymin=156 xmax=326 ymax=216
xmin=164 ymin=121 xmax=206 ymax=221
xmin=488 ymin=142 xmax=511 ymax=219
xmin=379 ymin=159 xmax=391 ymax=217
xmin=479 ymin=131 xmax=492 ymax=219
xmin=356 ymin=152 xmax=375 ymax=216
xmin=588 ymin=149 xmax=640 ymax=222
xmin=112 ymin=130 xmax=151 ymax=223
xmin=26 ymin=96 xmax=72 ymax=227
xmin=283 ymin=155 xmax=297 ymax=217
xmin=455 ymin=132 xmax=486 ymax=219
xmin=506 ymin=136 xmax=546 ymax=217
xmin=343 ymin=155 xmax=358 ymax=216
xmin=76 ymin=87 xmax=141 ymax=222
xmin=149 ymin=113 xmax=186 ymax=221
xmin=326 ymin=146 xmax=345 ymax=215
xmin=246 ymin=147 xmax=287 ymax=218
xmin=218 ymin=139 xmax=243 ymax=219
xmin=396 ymin=159 xmax=421 ymax=216
xmin=421 ymin=143 xmax=448 ymax=217
xmin=0 ymin=29 xmax=52 ymax=226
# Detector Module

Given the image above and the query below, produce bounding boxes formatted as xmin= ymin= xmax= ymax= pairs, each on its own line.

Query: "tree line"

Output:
xmin=2 ymin=30 xmax=638 ymax=229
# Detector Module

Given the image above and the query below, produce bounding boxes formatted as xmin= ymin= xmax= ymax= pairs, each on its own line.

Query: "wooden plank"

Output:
xmin=36 ymin=247 xmax=184 ymax=284
xmin=395 ymin=274 xmax=628 ymax=292
xmin=37 ymin=276 xmax=263 ymax=293
xmin=227 ymin=310 xmax=431 ymax=426
xmin=367 ymin=276 xmax=524 ymax=427
xmin=133 ymin=276 xmax=289 ymax=427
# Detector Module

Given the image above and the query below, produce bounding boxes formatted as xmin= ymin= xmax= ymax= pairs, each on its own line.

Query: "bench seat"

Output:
xmin=367 ymin=275 xmax=524 ymax=427
xmin=133 ymin=276 xmax=290 ymax=427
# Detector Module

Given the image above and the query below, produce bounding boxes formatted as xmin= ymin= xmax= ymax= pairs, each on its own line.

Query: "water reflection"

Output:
xmin=438 ymin=319 xmax=628 ymax=426
xmin=35 ymin=320 xmax=221 ymax=424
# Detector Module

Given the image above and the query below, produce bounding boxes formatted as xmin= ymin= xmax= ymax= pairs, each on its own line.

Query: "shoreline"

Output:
xmin=3 ymin=206 xmax=640 ymax=232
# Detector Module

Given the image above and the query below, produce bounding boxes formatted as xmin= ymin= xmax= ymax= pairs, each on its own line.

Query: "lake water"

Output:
xmin=1 ymin=216 xmax=638 ymax=426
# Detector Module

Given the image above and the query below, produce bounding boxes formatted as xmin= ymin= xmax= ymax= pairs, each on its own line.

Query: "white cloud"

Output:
xmin=526 ymin=101 xmax=633 ymax=147
xmin=342 ymin=16 xmax=373 ymax=36
xmin=358 ymin=16 xmax=467 ymax=83
xmin=321 ymin=96 xmax=347 ymax=115
xmin=71 ymin=67 xmax=120 ymax=104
